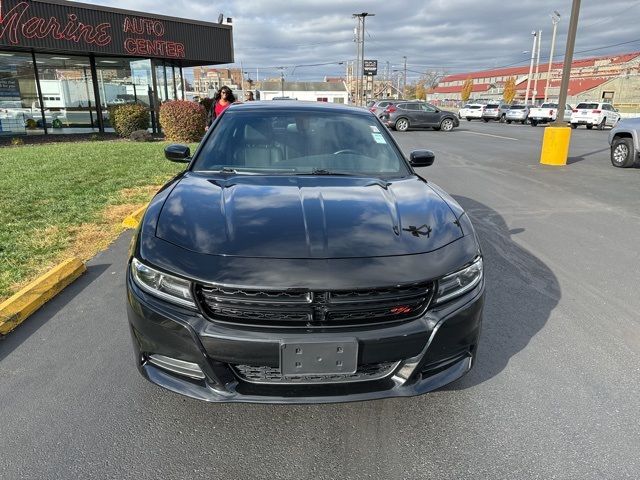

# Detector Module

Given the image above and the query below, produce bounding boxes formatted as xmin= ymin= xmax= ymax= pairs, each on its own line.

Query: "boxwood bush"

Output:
xmin=160 ymin=100 xmax=206 ymax=142
xmin=108 ymin=103 xmax=149 ymax=138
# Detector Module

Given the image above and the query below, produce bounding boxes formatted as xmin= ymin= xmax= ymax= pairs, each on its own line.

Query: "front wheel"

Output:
xmin=597 ymin=118 xmax=606 ymax=130
xmin=499 ymin=114 xmax=506 ymax=123
xmin=466 ymin=117 xmax=472 ymax=121
xmin=440 ymin=118 xmax=455 ymax=132
xmin=395 ymin=117 xmax=409 ymax=132
xmin=571 ymin=123 xmax=577 ymax=129
xmin=610 ymin=137 xmax=636 ymax=168
xmin=506 ymin=120 xmax=512 ymax=124
xmin=531 ymin=120 xmax=538 ymax=127
xmin=586 ymin=124 xmax=593 ymax=130
xmin=482 ymin=118 xmax=489 ymax=123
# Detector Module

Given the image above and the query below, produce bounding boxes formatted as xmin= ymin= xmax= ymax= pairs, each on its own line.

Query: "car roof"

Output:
xmin=226 ymin=101 xmax=374 ymax=116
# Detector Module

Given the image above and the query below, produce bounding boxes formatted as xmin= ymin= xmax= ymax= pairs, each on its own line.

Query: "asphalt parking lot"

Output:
xmin=1 ymin=120 xmax=639 ymax=479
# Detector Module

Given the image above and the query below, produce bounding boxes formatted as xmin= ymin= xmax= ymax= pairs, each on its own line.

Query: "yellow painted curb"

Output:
xmin=0 ymin=258 xmax=86 ymax=335
xmin=122 ymin=204 xmax=147 ymax=229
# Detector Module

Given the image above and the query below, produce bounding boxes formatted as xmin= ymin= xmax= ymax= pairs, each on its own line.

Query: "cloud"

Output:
xmin=87 ymin=0 xmax=640 ymax=81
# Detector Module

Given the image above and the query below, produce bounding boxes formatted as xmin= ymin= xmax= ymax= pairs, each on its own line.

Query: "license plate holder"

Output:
xmin=280 ymin=339 xmax=358 ymax=376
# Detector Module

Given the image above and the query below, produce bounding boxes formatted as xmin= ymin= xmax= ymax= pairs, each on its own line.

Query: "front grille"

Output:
xmin=233 ymin=361 xmax=401 ymax=384
xmin=196 ymin=282 xmax=434 ymax=328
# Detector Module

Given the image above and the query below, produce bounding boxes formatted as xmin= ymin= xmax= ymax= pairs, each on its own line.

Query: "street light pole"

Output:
xmin=403 ymin=56 xmax=407 ymax=98
xmin=544 ymin=11 xmax=561 ymax=103
xmin=532 ymin=29 xmax=542 ymax=105
xmin=525 ymin=30 xmax=537 ymax=104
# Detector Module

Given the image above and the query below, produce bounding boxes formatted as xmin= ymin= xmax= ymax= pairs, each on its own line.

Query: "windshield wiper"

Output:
xmin=308 ymin=168 xmax=355 ymax=176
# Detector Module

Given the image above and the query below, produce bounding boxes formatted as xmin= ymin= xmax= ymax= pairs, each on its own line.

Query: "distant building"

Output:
xmin=259 ymin=81 xmax=348 ymax=103
xmin=430 ymin=51 xmax=640 ymax=105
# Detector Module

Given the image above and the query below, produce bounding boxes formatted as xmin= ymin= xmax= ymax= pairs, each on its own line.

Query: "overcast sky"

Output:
xmin=86 ymin=0 xmax=640 ymax=82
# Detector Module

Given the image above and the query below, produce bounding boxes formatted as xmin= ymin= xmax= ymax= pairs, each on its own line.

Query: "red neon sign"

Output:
xmin=0 ymin=1 xmax=112 ymax=47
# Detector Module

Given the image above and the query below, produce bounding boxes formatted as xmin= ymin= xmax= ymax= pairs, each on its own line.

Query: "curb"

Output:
xmin=0 ymin=258 xmax=86 ymax=335
xmin=122 ymin=204 xmax=147 ymax=229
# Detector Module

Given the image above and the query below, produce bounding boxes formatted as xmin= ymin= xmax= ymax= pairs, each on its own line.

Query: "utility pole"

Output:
xmin=540 ymin=0 xmax=581 ymax=167
xmin=525 ymin=30 xmax=537 ymax=105
xmin=532 ymin=30 xmax=542 ymax=105
xmin=403 ymin=56 xmax=407 ymax=98
xmin=552 ymin=0 xmax=580 ymax=127
xmin=353 ymin=25 xmax=360 ymax=105
xmin=544 ymin=11 xmax=561 ymax=103
xmin=352 ymin=12 xmax=374 ymax=106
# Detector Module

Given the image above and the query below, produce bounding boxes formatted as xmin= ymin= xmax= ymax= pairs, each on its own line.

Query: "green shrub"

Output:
xmin=25 ymin=118 xmax=37 ymax=129
xmin=52 ymin=118 xmax=63 ymax=129
xmin=108 ymin=103 xmax=149 ymax=138
xmin=160 ymin=100 xmax=206 ymax=142
xmin=11 ymin=137 xmax=25 ymax=146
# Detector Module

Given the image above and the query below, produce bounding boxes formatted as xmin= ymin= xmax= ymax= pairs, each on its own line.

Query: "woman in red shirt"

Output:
xmin=207 ymin=86 xmax=236 ymax=127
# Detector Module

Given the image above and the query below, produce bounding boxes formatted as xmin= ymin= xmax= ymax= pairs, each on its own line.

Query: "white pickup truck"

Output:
xmin=528 ymin=103 xmax=573 ymax=126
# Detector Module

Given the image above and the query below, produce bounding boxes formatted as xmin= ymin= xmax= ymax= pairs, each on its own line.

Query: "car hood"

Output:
xmin=155 ymin=173 xmax=464 ymax=259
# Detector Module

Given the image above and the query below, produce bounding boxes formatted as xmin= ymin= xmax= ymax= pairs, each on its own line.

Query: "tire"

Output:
xmin=531 ymin=120 xmax=538 ymax=127
xmin=597 ymin=118 xmax=606 ymax=130
xmin=440 ymin=118 xmax=455 ymax=132
xmin=395 ymin=117 xmax=409 ymax=132
xmin=610 ymin=137 xmax=636 ymax=168
xmin=482 ymin=118 xmax=489 ymax=123
xmin=506 ymin=120 xmax=512 ymax=124
xmin=586 ymin=124 xmax=593 ymax=130
xmin=499 ymin=114 xmax=506 ymax=123
xmin=571 ymin=123 xmax=577 ymax=129
xmin=521 ymin=120 xmax=526 ymax=125
xmin=466 ymin=117 xmax=472 ymax=121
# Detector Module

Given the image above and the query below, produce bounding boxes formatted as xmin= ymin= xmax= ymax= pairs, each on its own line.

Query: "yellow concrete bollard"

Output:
xmin=540 ymin=126 xmax=572 ymax=166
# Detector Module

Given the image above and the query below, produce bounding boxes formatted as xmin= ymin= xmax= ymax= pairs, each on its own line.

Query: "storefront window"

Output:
xmin=34 ymin=54 xmax=98 ymax=133
xmin=95 ymin=57 xmax=153 ymax=131
xmin=0 ymin=51 xmax=44 ymax=135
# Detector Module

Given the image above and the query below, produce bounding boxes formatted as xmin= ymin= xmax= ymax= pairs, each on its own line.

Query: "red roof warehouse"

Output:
xmin=430 ymin=51 xmax=640 ymax=104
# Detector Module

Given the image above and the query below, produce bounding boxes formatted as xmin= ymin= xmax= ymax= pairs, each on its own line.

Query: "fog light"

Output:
xmin=147 ymin=354 xmax=205 ymax=380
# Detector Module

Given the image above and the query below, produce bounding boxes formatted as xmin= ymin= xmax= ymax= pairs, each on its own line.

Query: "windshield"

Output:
xmin=509 ymin=105 xmax=525 ymax=110
xmin=541 ymin=103 xmax=558 ymax=108
xmin=576 ymin=103 xmax=599 ymax=109
xmin=193 ymin=110 xmax=410 ymax=177
xmin=486 ymin=104 xmax=499 ymax=108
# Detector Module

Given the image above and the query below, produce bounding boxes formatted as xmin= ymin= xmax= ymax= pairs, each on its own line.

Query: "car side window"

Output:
xmin=421 ymin=104 xmax=437 ymax=112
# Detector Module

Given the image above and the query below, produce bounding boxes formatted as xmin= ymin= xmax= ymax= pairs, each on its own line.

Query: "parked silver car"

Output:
xmin=608 ymin=117 xmax=640 ymax=168
xmin=505 ymin=105 xmax=531 ymax=124
xmin=482 ymin=103 xmax=511 ymax=122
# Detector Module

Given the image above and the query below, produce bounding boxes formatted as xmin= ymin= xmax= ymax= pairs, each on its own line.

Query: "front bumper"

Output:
xmin=126 ymin=272 xmax=484 ymax=404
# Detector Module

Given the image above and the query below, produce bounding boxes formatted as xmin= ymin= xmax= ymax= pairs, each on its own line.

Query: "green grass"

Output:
xmin=0 ymin=140 xmax=194 ymax=301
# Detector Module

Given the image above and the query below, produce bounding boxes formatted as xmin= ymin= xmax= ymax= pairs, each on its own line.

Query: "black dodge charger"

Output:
xmin=126 ymin=101 xmax=484 ymax=403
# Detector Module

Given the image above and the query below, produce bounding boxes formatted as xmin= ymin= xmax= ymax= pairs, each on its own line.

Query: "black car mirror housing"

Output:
xmin=409 ymin=150 xmax=435 ymax=167
xmin=165 ymin=144 xmax=191 ymax=163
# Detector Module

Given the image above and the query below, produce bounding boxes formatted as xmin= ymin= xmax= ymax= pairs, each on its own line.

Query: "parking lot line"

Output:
xmin=461 ymin=131 xmax=519 ymax=141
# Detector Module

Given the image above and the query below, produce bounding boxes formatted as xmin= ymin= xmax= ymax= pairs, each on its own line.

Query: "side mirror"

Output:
xmin=165 ymin=144 xmax=191 ymax=163
xmin=409 ymin=150 xmax=435 ymax=167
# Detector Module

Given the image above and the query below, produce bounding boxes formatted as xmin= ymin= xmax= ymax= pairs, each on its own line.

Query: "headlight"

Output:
xmin=433 ymin=257 xmax=483 ymax=305
xmin=131 ymin=258 xmax=196 ymax=308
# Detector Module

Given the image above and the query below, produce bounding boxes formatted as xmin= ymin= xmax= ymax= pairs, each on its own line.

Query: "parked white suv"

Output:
xmin=570 ymin=102 xmax=621 ymax=130
xmin=459 ymin=103 xmax=485 ymax=121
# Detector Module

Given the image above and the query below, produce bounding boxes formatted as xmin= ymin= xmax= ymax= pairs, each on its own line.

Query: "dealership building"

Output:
xmin=0 ymin=0 xmax=233 ymax=135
